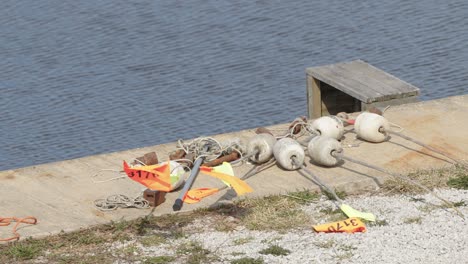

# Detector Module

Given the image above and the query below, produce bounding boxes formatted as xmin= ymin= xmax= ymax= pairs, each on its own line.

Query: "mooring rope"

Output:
xmin=94 ymin=194 xmax=150 ymax=211
xmin=0 ymin=216 xmax=37 ymax=242
xmin=91 ymin=169 xmax=127 ymax=183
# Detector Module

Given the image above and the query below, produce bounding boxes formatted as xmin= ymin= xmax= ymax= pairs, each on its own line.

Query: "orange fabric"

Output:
xmin=123 ymin=161 xmax=172 ymax=192
xmin=0 ymin=216 xmax=37 ymax=242
xmin=183 ymin=188 xmax=220 ymax=204
xmin=200 ymin=166 xmax=253 ymax=195
xmin=313 ymin=218 xmax=366 ymax=233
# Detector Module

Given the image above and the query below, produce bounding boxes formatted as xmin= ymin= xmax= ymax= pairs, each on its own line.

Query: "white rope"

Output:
xmin=388 ymin=121 xmax=405 ymax=133
xmin=176 ymin=137 xmax=245 ymax=162
xmin=94 ymin=194 xmax=150 ymax=211
xmin=90 ymin=169 xmax=126 ymax=183
xmin=133 ymin=158 xmax=147 ymax=166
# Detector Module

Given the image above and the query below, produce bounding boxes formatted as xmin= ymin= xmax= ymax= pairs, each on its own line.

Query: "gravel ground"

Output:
xmin=113 ymin=188 xmax=468 ymax=264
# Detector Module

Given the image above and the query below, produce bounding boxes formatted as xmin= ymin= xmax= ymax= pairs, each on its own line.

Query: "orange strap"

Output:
xmin=0 ymin=216 xmax=38 ymax=242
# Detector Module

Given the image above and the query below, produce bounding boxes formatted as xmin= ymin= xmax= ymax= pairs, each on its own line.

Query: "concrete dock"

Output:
xmin=1 ymin=95 xmax=467 ymax=240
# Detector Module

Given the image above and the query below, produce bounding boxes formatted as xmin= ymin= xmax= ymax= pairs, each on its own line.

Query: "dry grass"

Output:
xmin=235 ymin=193 xmax=315 ymax=231
xmin=380 ymin=164 xmax=468 ymax=194
xmin=0 ymin=190 xmax=319 ymax=263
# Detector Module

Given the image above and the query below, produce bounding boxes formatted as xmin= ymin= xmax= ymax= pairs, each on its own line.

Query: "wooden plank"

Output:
xmin=333 ymin=64 xmax=396 ymax=101
xmin=306 ymin=75 xmax=321 ymax=118
xmin=332 ymin=61 xmax=411 ymax=101
xmin=306 ymin=69 xmax=367 ymax=102
xmin=307 ymin=66 xmax=378 ymax=103
xmin=346 ymin=60 xmax=420 ymax=95
xmin=310 ymin=65 xmax=380 ymax=101
xmin=307 ymin=60 xmax=420 ymax=103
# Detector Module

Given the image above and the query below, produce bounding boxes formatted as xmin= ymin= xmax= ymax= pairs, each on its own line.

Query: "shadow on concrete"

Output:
xmin=307 ymin=158 xmax=345 ymax=168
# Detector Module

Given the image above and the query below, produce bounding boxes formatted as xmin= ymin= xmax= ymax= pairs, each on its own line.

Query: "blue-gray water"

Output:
xmin=1 ymin=0 xmax=467 ymax=171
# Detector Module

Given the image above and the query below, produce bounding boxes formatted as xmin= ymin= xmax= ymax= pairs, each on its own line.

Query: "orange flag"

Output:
xmin=183 ymin=188 xmax=220 ymax=204
xmin=200 ymin=166 xmax=253 ymax=195
xmin=313 ymin=218 xmax=366 ymax=233
xmin=123 ymin=161 xmax=172 ymax=192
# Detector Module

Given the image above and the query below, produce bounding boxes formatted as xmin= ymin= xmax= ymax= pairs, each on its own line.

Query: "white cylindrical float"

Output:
xmin=309 ymin=116 xmax=344 ymax=140
xmin=307 ymin=136 xmax=342 ymax=167
xmin=354 ymin=112 xmax=390 ymax=143
xmin=273 ymin=138 xmax=305 ymax=170
xmin=247 ymin=133 xmax=277 ymax=164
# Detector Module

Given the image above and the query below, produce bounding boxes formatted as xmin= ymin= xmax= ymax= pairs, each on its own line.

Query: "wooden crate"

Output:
xmin=306 ymin=60 xmax=420 ymax=118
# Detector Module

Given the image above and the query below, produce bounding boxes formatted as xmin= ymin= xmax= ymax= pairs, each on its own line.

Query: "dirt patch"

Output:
xmin=0 ymin=172 xmax=15 ymax=180
xmin=385 ymin=147 xmax=445 ymax=168
xmin=39 ymin=173 xmax=54 ymax=178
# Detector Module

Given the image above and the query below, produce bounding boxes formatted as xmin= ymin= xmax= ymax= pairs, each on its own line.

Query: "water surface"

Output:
xmin=1 ymin=0 xmax=467 ymax=170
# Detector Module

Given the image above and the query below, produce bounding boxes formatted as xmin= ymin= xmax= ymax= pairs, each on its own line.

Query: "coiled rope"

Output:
xmin=94 ymin=194 xmax=150 ymax=211
xmin=0 ymin=216 xmax=37 ymax=242
xmin=176 ymin=137 xmax=244 ymax=162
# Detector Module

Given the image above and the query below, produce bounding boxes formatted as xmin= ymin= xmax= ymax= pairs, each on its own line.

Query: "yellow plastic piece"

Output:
xmin=340 ymin=204 xmax=376 ymax=222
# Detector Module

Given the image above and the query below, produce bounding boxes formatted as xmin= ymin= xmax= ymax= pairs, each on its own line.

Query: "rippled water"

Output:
xmin=1 ymin=0 xmax=467 ymax=170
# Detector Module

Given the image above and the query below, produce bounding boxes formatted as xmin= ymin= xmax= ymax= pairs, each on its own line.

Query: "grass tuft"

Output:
xmin=322 ymin=189 xmax=347 ymax=201
xmin=61 ymin=231 xmax=106 ymax=246
xmin=176 ymin=241 xmax=215 ymax=264
xmin=140 ymin=235 xmax=167 ymax=247
xmin=231 ymin=257 xmax=265 ymax=264
xmin=233 ymin=236 xmax=254 ymax=245
xmin=259 ymin=245 xmax=291 ymax=256
xmin=314 ymin=239 xmax=335 ymax=249
xmin=143 ymin=256 xmax=176 ymax=264
xmin=284 ymin=189 xmax=320 ymax=204
xmin=367 ymin=219 xmax=389 ymax=227
xmin=447 ymin=174 xmax=468 ymax=190
xmin=403 ymin=217 xmax=422 ymax=224
xmin=318 ymin=207 xmax=347 ymax=222
xmin=5 ymin=239 xmax=44 ymax=260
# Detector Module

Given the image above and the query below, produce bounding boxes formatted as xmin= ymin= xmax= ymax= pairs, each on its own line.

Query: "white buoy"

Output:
xmin=273 ymin=138 xmax=305 ymax=170
xmin=247 ymin=133 xmax=277 ymax=163
xmin=354 ymin=112 xmax=390 ymax=143
xmin=307 ymin=136 xmax=342 ymax=167
xmin=309 ymin=116 xmax=344 ymax=140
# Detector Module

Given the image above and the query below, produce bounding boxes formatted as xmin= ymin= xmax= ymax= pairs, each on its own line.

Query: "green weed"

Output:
xmin=259 ymin=245 xmax=291 ymax=256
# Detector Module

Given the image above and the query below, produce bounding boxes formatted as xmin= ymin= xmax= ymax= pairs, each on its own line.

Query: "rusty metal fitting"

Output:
xmin=132 ymin=151 xmax=159 ymax=165
xmin=202 ymin=151 xmax=240 ymax=167
xmin=289 ymin=116 xmax=308 ymax=135
xmin=255 ymin=127 xmax=274 ymax=135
